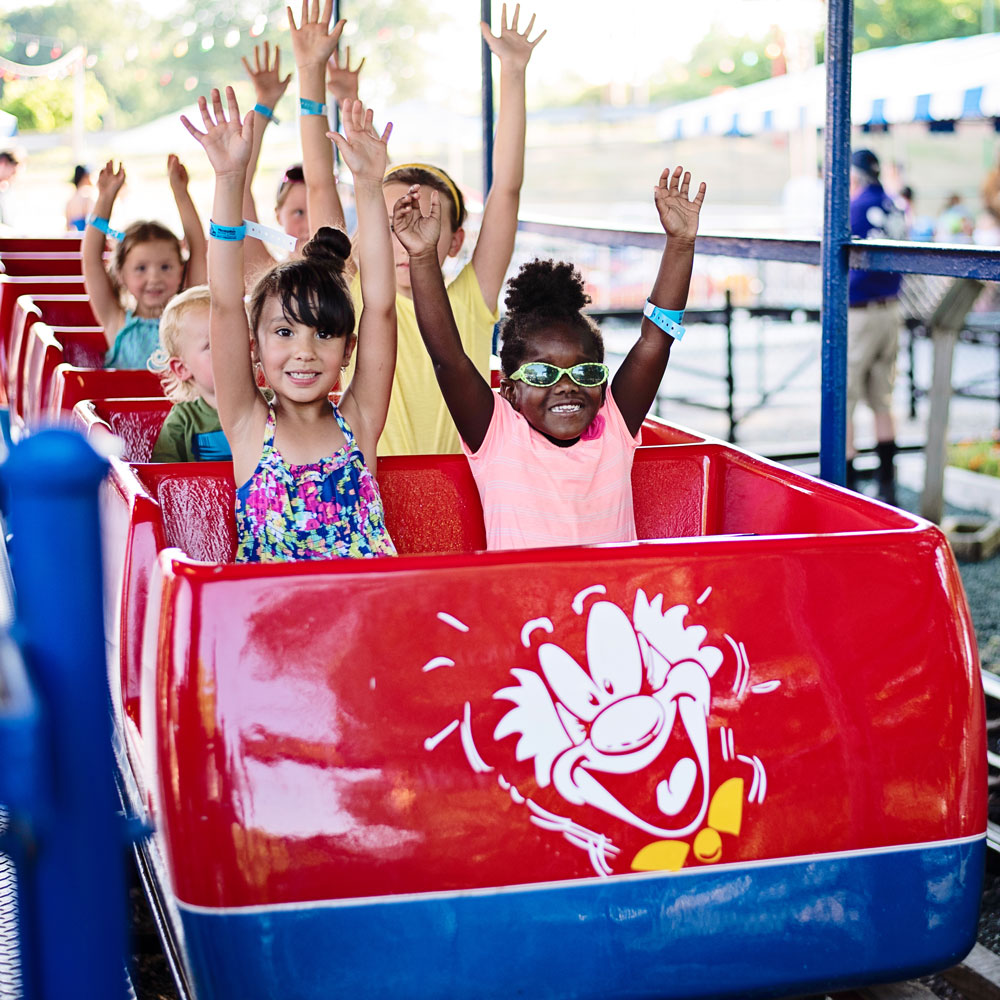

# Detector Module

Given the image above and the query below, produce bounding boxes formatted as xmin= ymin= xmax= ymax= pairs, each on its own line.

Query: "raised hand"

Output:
xmin=287 ymin=0 xmax=345 ymax=70
xmin=391 ymin=185 xmax=441 ymax=258
xmin=326 ymin=98 xmax=391 ymax=184
xmin=480 ymin=3 xmax=545 ymax=71
xmin=166 ymin=153 xmax=190 ymax=193
xmin=241 ymin=41 xmax=292 ymax=110
xmin=326 ymin=45 xmax=364 ymax=106
xmin=654 ymin=166 xmax=706 ymax=242
xmin=96 ymin=160 xmax=125 ymax=199
xmin=181 ymin=87 xmax=254 ymax=179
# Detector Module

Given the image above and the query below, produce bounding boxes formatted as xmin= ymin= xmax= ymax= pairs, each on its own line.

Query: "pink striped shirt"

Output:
xmin=462 ymin=390 xmax=640 ymax=551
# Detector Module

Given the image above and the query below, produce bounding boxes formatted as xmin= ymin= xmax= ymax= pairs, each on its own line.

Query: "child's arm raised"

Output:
xmin=473 ymin=4 xmax=545 ymax=309
xmin=167 ymin=153 xmax=207 ymax=287
xmin=241 ymin=42 xmax=291 ymax=275
xmin=181 ymin=88 xmax=266 ymax=470
xmin=394 ymin=187 xmax=495 ymax=453
xmin=81 ymin=160 xmax=126 ymax=342
xmin=612 ymin=166 xmax=706 ymax=437
xmin=288 ymin=0 xmax=347 ymax=237
xmin=327 ymin=99 xmax=394 ymax=467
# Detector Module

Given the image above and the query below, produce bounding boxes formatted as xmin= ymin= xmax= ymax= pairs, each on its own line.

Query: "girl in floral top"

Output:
xmin=182 ymin=87 xmax=396 ymax=562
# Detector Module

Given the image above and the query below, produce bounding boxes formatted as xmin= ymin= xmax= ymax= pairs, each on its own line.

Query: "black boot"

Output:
xmin=875 ymin=440 xmax=897 ymax=505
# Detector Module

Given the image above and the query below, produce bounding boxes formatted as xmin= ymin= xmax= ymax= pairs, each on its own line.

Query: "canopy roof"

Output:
xmin=656 ymin=32 xmax=1000 ymax=139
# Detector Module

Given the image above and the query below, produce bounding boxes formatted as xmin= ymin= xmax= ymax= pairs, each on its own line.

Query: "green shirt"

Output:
xmin=151 ymin=396 xmax=231 ymax=463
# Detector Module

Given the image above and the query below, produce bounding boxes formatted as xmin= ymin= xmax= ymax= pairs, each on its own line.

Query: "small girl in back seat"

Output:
xmin=82 ymin=156 xmax=207 ymax=369
xmin=183 ymin=87 xmax=397 ymax=562
xmin=392 ymin=165 xmax=706 ymax=550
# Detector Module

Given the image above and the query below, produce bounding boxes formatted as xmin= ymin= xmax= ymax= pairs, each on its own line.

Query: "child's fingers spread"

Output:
xmin=197 ymin=95 xmax=214 ymax=128
xmin=225 ymin=85 xmax=241 ymax=121
xmin=210 ymin=88 xmax=226 ymax=122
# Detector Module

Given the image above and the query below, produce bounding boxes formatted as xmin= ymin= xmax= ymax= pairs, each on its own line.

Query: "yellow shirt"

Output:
xmin=349 ymin=263 xmax=499 ymax=456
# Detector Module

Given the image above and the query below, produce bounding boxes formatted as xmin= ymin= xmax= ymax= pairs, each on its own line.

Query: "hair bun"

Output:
xmin=504 ymin=259 xmax=590 ymax=318
xmin=302 ymin=226 xmax=352 ymax=270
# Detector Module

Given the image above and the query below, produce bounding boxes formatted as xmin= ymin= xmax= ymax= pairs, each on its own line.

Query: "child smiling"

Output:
xmin=392 ymin=166 xmax=706 ymax=550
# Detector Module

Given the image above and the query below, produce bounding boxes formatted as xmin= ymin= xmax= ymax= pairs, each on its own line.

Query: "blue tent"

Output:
xmin=656 ymin=32 xmax=1000 ymax=139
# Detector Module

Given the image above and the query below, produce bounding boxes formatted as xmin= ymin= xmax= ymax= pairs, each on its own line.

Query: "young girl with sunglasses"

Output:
xmin=392 ymin=165 xmax=706 ymax=550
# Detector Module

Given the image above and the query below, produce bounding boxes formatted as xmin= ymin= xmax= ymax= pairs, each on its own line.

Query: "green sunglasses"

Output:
xmin=508 ymin=361 xmax=610 ymax=388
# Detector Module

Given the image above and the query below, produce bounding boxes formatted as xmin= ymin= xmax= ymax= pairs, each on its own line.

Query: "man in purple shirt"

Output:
xmin=847 ymin=148 xmax=906 ymax=504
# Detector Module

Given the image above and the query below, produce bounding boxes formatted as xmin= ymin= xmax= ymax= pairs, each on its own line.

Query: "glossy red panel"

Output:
xmin=93 ymin=440 xmax=982 ymax=912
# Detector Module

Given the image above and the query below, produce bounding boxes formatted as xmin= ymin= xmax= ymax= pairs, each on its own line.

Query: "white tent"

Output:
xmin=656 ymin=32 xmax=1000 ymax=139
xmin=0 ymin=109 xmax=17 ymax=139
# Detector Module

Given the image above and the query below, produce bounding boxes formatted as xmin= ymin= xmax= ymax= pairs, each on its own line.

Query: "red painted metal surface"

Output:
xmin=92 ymin=437 xmax=984 ymax=913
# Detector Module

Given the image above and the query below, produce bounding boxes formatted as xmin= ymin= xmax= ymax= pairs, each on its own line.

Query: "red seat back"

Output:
xmin=0 ymin=276 xmax=86 ymax=379
xmin=156 ymin=472 xmax=238 ymax=563
xmin=0 ymin=252 xmax=83 ymax=276
xmin=377 ymin=454 xmax=487 ymax=554
xmin=47 ymin=365 xmax=164 ymax=418
xmin=0 ymin=235 xmax=82 ymax=253
xmin=4 ymin=295 xmax=42 ymax=416
xmin=32 ymin=294 xmax=97 ymax=327
xmin=24 ymin=326 xmax=107 ymax=432
xmin=72 ymin=397 xmax=172 ymax=462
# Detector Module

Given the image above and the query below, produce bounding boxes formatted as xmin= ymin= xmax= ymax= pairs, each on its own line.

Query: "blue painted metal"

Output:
xmin=0 ymin=429 xmax=127 ymax=1000
xmin=481 ymin=0 xmax=494 ymax=197
xmin=518 ymin=220 xmax=1000 ymax=279
xmin=820 ymin=0 xmax=852 ymax=486
xmin=177 ymin=839 xmax=984 ymax=1000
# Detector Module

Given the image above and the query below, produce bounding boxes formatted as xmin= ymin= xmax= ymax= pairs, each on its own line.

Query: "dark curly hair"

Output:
xmin=247 ymin=226 xmax=355 ymax=342
xmin=498 ymin=259 xmax=604 ymax=376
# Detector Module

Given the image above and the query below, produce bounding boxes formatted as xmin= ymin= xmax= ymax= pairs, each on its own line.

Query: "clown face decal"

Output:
xmin=423 ymin=585 xmax=773 ymax=877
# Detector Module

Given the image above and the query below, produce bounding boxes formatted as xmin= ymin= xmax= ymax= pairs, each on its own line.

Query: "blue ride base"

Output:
xmin=178 ymin=837 xmax=984 ymax=1000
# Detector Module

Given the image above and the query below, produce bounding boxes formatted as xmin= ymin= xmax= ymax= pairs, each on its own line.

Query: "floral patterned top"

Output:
xmin=235 ymin=403 xmax=396 ymax=563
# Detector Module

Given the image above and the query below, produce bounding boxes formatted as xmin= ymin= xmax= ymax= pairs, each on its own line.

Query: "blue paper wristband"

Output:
xmin=643 ymin=300 xmax=686 ymax=341
xmin=209 ymin=220 xmax=247 ymax=241
xmin=87 ymin=215 xmax=125 ymax=242
xmin=299 ymin=97 xmax=327 ymax=116
xmin=252 ymin=103 xmax=278 ymax=123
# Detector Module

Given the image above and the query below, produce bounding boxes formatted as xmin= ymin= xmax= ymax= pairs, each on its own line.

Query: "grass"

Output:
xmin=949 ymin=433 xmax=1000 ymax=478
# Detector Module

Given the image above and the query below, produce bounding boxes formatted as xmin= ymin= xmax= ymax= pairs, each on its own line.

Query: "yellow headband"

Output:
xmin=384 ymin=162 xmax=462 ymax=223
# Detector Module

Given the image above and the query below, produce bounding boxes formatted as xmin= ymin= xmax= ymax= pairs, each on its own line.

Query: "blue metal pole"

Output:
xmin=332 ymin=0 xmax=341 ymax=165
xmin=819 ymin=0 xmax=853 ymax=485
xmin=481 ymin=0 xmax=495 ymax=198
xmin=1 ymin=430 xmax=127 ymax=1000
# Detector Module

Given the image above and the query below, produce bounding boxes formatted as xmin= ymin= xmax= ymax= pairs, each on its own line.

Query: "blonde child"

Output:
xmin=82 ymin=155 xmax=207 ymax=369
xmin=295 ymin=1 xmax=543 ymax=457
xmin=148 ymin=285 xmax=231 ymax=463
xmin=393 ymin=165 xmax=706 ymax=550
xmin=182 ymin=87 xmax=396 ymax=563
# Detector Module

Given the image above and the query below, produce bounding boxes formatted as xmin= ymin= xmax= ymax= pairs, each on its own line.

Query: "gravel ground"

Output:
xmin=891 ymin=481 xmax=1000 ymax=674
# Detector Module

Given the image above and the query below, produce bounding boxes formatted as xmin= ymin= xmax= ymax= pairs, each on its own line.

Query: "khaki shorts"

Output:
xmin=847 ymin=299 xmax=900 ymax=416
